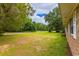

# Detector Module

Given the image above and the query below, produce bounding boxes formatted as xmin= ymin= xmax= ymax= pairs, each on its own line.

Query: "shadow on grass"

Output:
xmin=0 ymin=34 xmax=16 ymax=45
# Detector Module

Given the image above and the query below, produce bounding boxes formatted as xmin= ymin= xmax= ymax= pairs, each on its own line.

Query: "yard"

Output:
xmin=0 ymin=31 xmax=70 ymax=56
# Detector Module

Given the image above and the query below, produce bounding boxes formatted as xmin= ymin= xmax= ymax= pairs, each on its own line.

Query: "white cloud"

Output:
xmin=31 ymin=3 xmax=58 ymax=11
xmin=30 ymin=3 xmax=58 ymax=24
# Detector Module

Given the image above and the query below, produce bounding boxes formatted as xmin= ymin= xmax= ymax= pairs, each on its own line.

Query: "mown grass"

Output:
xmin=0 ymin=31 xmax=68 ymax=56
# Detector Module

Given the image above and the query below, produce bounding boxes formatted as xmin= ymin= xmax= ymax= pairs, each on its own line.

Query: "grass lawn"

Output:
xmin=0 ymin=31 xmax=69 ymax=56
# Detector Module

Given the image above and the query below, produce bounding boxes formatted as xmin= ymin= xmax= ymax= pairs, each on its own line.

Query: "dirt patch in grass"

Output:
xmin=15 ymin=35 xmax=49 ymax=55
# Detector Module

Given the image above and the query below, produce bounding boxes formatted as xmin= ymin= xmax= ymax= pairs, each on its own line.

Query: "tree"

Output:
xmin=22 ymin=20 xmax=48 ymax=32
xmin=44 ymin=7 xmax=64 ymax=32
xmin=22 ymin=18 xmax=36 ymax=32
xmin=33 ymin=22 xmax=48 ymax=31
xmin=0 ymin=3 xmax=34 ymax=34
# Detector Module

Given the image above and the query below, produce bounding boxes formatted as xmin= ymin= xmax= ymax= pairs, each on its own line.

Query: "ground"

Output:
xmin=0 ymin=31 xmax=69 ymax=56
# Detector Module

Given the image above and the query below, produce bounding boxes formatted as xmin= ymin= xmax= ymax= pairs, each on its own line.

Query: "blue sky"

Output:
xmin=30 ymin=3 xmax=58 ymax=25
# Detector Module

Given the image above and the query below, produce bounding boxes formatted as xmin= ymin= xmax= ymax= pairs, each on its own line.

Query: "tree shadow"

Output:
xmin=0 ymin=34 xmax=16 ymax=46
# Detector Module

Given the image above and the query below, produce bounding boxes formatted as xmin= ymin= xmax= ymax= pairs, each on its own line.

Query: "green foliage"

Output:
xmin=22 ymin=18 xmax=48 ymax=32
xmin=33 ymin=22 xmax=48 ymax=31
xmin=0 ymin=3 xmax=33 ymax=33
xmin=23 ymin=18 xmax=36 ymax=32
xmin=45 ymin=7 xmax=64 ymax=32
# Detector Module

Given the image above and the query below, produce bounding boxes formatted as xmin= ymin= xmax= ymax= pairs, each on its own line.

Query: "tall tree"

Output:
xmin=45 ymin=7 xmax=64 ymax=32
xmin=0 ymin=3 xmax=33 ymax=34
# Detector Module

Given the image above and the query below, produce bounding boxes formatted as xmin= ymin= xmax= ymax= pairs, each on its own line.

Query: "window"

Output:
xmin=70 ymin=18 xmax=73 ymax=34
xmin=70 ymin=11 xmax=76 ymax=39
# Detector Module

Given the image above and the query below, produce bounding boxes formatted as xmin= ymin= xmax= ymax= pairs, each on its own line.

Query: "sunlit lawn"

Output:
xmin=0 ymin=31 xmax=68 ymax=56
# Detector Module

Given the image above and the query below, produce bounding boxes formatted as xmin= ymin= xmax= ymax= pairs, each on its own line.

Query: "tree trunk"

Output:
xmin=56 ymin=30 xmax=60 ymax=33
xmin=48 ymin=29 xmax=51 ymax=32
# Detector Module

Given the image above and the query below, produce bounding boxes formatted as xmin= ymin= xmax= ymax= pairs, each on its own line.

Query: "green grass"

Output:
xmin=0 ymin=31 xmax=68 ymax=56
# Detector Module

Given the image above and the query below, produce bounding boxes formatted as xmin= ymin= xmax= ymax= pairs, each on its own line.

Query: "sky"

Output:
xmin=30 ymin=3 xmax=58 ymax=25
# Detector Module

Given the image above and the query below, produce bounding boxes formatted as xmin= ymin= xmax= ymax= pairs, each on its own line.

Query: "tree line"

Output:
xmin=22 ymin=19 xmax=48 ymax=32
xmin=0 ymin=3 xmax=64 ymax=35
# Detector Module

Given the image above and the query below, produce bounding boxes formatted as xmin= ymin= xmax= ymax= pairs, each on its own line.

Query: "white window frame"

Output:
xmin=71 ymin=11 xmax=76 ymax=39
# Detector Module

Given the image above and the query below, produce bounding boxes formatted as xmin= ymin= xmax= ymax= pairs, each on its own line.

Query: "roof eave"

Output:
xmin=59 ymin=3 xmax=78 ymax=26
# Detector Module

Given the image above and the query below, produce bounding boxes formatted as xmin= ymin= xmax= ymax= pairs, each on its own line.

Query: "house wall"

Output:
xmin=65 ymin=6 xmax=79 ymax=56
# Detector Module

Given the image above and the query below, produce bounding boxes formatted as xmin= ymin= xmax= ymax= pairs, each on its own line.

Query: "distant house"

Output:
xmin=59 ymin=3 xmax=79 ymax=55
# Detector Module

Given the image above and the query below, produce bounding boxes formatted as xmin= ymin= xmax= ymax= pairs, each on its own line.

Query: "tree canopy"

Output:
xmin=44 ymin=7 xmax=64 ymax=32
xmin=0 ymin=3 xmax=34 ymax=34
